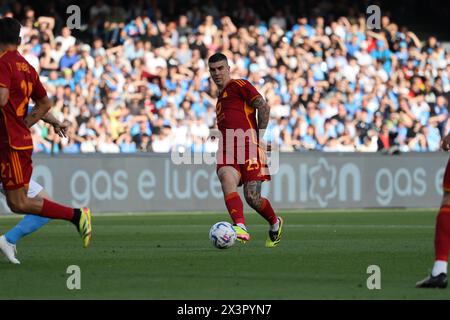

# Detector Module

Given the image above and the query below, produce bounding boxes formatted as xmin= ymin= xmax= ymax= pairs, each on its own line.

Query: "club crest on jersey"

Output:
xmin=16 ymin=62 xmax=30 ymax=73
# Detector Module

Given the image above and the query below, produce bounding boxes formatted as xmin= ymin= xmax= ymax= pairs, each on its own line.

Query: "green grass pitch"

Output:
xmin=0 ymin=209 xmax=449 ymax=299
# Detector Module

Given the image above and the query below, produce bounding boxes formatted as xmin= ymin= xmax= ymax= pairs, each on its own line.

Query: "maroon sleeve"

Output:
xmin=30 ymin=71 xmax=47 ymax=101
xmin=239 ymin=79 xmax=262 ymax=106
xmin=0 ymin=61 xmax=12 ymax=89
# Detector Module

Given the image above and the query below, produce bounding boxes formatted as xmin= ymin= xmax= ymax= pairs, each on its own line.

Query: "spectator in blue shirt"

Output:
xmin=59 ymin=46 xmax=80 ymax=69
xmin=118 ymin=133 xmax=137 ymax=153
xmin=371 ymin=40 xmax=392 ymax=74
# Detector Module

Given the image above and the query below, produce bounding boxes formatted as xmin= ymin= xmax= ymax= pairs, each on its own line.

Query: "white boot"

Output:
xmin=0 ymin=235 xmax=20 ymax=264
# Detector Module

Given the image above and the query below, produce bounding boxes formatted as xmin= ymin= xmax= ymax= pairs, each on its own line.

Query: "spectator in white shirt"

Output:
xmin=55 ymin=27 xmax=76 ymax=53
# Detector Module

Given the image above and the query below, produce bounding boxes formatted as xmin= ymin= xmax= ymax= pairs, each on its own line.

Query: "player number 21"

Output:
xmin=0 ymin=163 xmax=12 ymax=179
xmin=17 ymin=80 xmax=33 ymax=117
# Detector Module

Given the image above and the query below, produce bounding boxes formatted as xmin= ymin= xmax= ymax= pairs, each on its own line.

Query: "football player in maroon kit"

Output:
xmin=0 ymin=17 xmax=92 ymax=248
xmin=416 ymin=132 xmax=450 ymax=288
xmin=208 ymin=52 xmax=283 ymax=247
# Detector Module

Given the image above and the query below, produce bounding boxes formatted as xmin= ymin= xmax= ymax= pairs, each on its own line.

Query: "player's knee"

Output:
xmin=7 ymin=199 xmax=26 ymax=214
xmin=7 ymin=195 xmax=31 ymax=214
xmin=218 ymin=171 xmax=231 ymax=183
xmin=219 ymin=174 xmax=238 ymax=193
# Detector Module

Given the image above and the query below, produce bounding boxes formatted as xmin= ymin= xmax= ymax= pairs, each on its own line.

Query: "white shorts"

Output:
xmin=0 ymin=179 xmax=43 ymax=198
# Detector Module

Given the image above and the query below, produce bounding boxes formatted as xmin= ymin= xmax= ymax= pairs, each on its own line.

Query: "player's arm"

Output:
xmin=0 ymin=87 xmax=9 ymax=107
xmin=24 ymin=95 xmax=52 ymax=128
xmin=25 ymin=70 xmax=53 ymax=128
xmin=252 ymin=95 xmax=270 ymax=138
xmin=41 ymin=112 xmax=68 ymax=138
xmin=0 ymin=61 xmax=12 ymax=107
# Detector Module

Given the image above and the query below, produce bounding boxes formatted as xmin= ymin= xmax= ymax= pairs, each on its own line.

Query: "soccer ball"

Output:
xmin=209 ymin=222 xmax=237 ymax=249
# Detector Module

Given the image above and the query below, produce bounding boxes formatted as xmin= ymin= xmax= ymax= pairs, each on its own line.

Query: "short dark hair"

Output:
xmin=0 ymin=17 xmax=21 ymax=45
xmin=208 ymin=52 xmax=228 ymax=64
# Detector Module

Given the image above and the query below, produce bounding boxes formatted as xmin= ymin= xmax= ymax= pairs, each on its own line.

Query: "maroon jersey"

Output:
xmin=216 ymin=79 xmax=262 ymax=146
xmin=443 ymin=158 xmax=450 ymax=192
xmin=0 ymin=50 xmax=47 ymax=150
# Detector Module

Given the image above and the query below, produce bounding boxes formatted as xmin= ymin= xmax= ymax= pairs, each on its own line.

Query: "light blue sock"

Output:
xmin=5 ymin=215 xmax=50 ymax=244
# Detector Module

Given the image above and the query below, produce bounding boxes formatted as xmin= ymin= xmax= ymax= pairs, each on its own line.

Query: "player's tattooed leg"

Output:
xmin=243 ymin=181 xmax=263 ymax=210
